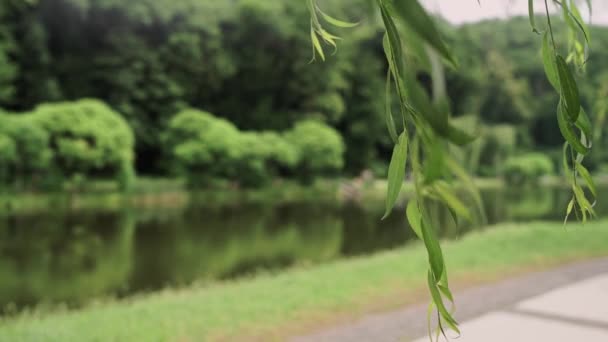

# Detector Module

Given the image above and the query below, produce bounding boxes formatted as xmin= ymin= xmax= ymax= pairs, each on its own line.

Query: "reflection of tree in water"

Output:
xmin=130 ymin=200 xmax=343 ymax=290
xmin=340 ymin=203 xmax=413 ymax=255
xmin=0 ymin=209 xmax=135 ymax=311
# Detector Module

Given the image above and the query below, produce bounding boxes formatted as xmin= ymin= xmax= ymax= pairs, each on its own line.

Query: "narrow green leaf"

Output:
xmin=383 ymin=132 xmax=408 ymax=219
xmin=316 ymin=7 xmax=359 ymax=28
xmin=427 ymin=270 xmax=460 ymax=333
xmin=542 ymin=32 xmax=560 ymax=91
xmin=576 ymin=162 xmax=597 ymax=198
xmin=406 ymin=200 xmax=423 ymax=239
xmin=562 ymin=142 xmax=573 ymax=179
xmin=434 ymin=182 xmax=472 ymax=222
xmin=569 ymin=2 xmax=590 ymax=44
xmin=446 ymin=157 xmax=485 ymax=223
xmin=576 ymin=107 xmax=593 ymax=146
xmin=557 ymin=101 xmax=588 ymax=155
xmin=556 ymin=55 xmax=581 ymax=121
xmin=310 ymin=27 xmax=325 ymax=61
xmin=564 ymin=197 xmax=575 ymax=225
xmin=573 ymin=184 xmax=596 ymax=218
xmin=421 ymin=216 xmax=445 ymax=282
xmin=528 ymin=0 xmax=539 ymax=34
xmin=384 ymin=68 xmax=398 ymax=143
xmin=391 ymin=0 xmax=457 ymax=67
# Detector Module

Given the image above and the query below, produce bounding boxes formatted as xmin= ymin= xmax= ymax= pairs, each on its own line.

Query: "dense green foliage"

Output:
xmin=166 ymin=109 xmax=344 ymax=187
xmin=0 ymin=100 xmax=135 ymax=190
xmin=503 ymin=153 xmax=555 ymax=185
xmin=1 ymin=1 xmax=607 ymax=181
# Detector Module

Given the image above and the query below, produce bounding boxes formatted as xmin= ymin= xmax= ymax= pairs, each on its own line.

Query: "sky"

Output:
xmin=422 ymin=0 xmax=608 ymax=26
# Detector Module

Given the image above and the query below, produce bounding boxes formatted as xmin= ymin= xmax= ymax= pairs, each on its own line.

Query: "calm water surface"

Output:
xmin=0 ymin=184 xmax=606 ymax=312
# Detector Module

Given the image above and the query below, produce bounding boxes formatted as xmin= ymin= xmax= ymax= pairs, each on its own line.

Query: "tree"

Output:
xmin=307 ymin=0 xmax=598 ymax=337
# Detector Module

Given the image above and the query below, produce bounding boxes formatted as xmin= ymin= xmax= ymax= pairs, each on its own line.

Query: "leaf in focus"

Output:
xmin=528 ymin=0 xmax=539 ymax=34
xmin=576 ymin=162 xmax=597 ymax=198
xmin=383 ymin=132 xmax=408 ymax=219
xmin=569 ymin=2 xmax=591 ymax=44
xmin=557 ymin=101 xmax=588 ymax=155
xmin=421 ymin=216 xmax=445 ymax=282
xmin=575 ymin=107 xmax=593 ymax=145
xmin=427 ymin=270 xmax=460 ymax=333
xmin=556 ymin=55 xmax=581 ymax=121
xmin=406 ymin=199 xmax=423 ymax=239
xmin=384 ymin=69 xmax=399 ymax=143
xmin=564 ymin=197 xmax=576 ymax=225
xmin=542 ymin=32 xmax=560 ymax=91
xmin=316 ymin=7 xmax=359 ymax=28
xmin=310 ymin=27 xmax=325 ymax=61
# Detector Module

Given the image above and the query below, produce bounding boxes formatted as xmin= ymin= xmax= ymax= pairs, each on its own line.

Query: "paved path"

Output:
xmin=292 ymin=257 xmax=608 ymax=342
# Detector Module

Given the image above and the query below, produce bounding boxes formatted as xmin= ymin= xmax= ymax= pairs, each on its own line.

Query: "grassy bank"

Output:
xmin=1 ymin=220 xmax=608 ymax=341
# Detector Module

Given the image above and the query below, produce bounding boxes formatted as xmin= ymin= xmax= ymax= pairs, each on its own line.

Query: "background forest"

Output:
xmin=1 ymin=0 xmax=608 ymax=189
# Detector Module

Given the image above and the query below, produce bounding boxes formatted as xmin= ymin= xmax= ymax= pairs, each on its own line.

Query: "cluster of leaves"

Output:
xmin=0 ymin=100 xmax=135 ymax=190
xmin=309 ymin=0 xmax=598 ymax=338
xmin=165 ymin=109 xmax=344 ymax=187
xmin=529 ymin=0 xmax=596 ymax=223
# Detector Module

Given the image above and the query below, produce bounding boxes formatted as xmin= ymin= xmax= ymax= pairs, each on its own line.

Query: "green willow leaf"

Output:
xmin=576 ymin=107 xmax=593 ymax=145
xmin=427 ymin=270 xmax=460 ymax=333
xmin=380 ymin=3 xmax=405 ymax=81
xmin=316 ymin=7 xmax=359 ymax=28
xmin=562 ymin=142 xmax=573 ymax=179
xmin=528 ymin=0 xmax=539 ymax=34
xmin=573 ymin=184 xmax=595 ymax=220
xmin=383 ymin=132 xmax=408 ymax=219
xmin=556 ymin=55 xmax=581 ymax=121
xmin=434 ymin=182 xmax=472 ymax=222
xmin=384 ymin=69 xmax=398 ymax=143
xmin=570 ymin=2 xmax=590 ymax=44
xmin=310 ymin=27 xmax=325 ymax=61
xmin=446 ymin=157 xmax=485 ymax=223
xmin=542 ymin=32 xmax=560 ymax=91
xmin=406 ymin=200 xmax=423 ymax=239
xmin=438 ymin=265 xmax=454 ymax=303
xmin=390 ymin=0 xmax=457 ymax=67
xmin=557 ymin=102 xmax=588 ymax=155
xmin=564 ymin=197 xmax=575 ymax=225
xmin=421 ymin=215 xmax=445 ymax=282
xmin=576 ymin=162 xmax=597 ymax=198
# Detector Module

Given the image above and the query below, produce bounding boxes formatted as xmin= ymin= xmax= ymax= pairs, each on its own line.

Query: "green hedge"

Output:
xmin=0 ymin=99 xmax=135 ymax=190
xmin=503 ymin=153 xmax=554 ymax=185
xmin=166 ymin=109 xmax=344 ymax=187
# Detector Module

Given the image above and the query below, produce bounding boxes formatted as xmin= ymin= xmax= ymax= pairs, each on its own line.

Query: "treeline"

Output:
xmin=1 ymin=0 xmax=608 ymax=188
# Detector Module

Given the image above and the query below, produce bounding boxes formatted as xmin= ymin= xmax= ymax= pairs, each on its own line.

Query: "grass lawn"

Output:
xmin=1 ymin=220 xmax=608 ymax=341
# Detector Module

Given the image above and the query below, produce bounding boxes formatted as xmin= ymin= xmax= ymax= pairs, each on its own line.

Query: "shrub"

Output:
xmin=166 ymin=111 xmax=344 ymax=187
xmin=503 ymin=153 xmax=554 ymax=185
xmin=0 ymin=113 xmax=52 ymax=187
xmin=32 ymin=99 xmax=136 ymax=190
xmin=284 ymin=120 xmax=345 ymax=182
xmin=166 ymin=109 xmax=244 ymax=186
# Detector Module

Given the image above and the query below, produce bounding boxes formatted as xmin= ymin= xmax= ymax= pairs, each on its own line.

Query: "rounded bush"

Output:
xmin=32 ymin=99 xmax=136 ymax=189
xmin=166 ymin=109 xmax=244 ymax=186
xmin=284 ymin=120 xmax=345 ymax=181
xmin=503 ymin=153 xmax=554 ymax=185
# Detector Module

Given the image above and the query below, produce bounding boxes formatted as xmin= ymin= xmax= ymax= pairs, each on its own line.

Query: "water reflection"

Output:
xmin=0 ymin=184 xmax=605 ymax=311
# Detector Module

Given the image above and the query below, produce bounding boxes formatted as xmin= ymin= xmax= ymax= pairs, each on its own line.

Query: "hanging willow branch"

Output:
xmin=309 ymin=0 xmax=595 ymax=339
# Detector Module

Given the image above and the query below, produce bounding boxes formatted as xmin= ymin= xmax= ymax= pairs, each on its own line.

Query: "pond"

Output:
xmin=0 ymin=183 xmax=606 ymax=313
